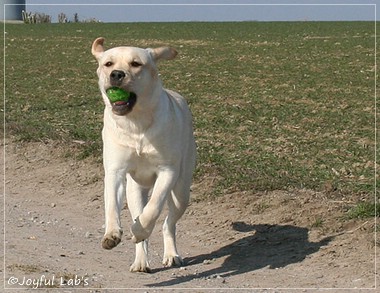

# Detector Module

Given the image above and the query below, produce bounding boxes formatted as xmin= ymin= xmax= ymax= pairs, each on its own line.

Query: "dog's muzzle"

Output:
xmin=110 ymin=92 xmax=137 ymax=116
xmin=108 ymin=70 xmax=137 ymax=115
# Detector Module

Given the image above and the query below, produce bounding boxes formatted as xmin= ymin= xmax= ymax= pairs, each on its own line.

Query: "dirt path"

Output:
xmin=2 ymin=141 xmax=377 ymax=292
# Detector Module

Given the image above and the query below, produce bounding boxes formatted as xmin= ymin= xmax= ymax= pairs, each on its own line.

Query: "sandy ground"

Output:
xmin=2 ymin=141 xmax=378 ymax=292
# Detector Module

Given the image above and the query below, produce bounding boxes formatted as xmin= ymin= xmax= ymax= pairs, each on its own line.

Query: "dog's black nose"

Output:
xmin=110 ymin=70 xmax=126 ymax=83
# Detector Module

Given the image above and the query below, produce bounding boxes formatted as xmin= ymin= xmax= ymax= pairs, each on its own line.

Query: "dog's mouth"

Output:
xmin=106 ymin=89 xmax=137 ymax=116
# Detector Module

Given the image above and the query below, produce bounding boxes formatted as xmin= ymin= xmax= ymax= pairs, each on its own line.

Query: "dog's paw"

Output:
xmin=129 ymin=261 xmax=152 ymax=273
xmin=131 ymin=217 xmax=152 ymax=243
xmin=101 ymin=229 xmax=123 ymax=249
xmin=163 ymin=254 xmax=184 ymax=267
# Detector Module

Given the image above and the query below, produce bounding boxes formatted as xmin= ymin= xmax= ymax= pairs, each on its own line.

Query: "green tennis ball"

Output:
xmin=106 ymin=87 xmax=131 ymax=103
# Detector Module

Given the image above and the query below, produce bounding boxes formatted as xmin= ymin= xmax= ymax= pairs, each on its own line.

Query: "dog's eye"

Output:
xmin=105 ymin=61 xmax=113 ymax=67
xmin=131 ymin=61 xmax=142 ymax=68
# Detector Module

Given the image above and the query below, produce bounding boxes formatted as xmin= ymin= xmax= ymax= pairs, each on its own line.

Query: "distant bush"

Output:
xmin=58 ymin=13 xmax=68 ymax=23
xmin=22 ymin=11 xmax=51 ymax=24
xmin=71 ymin=12 xmax=101 ymax=23
xmin=23 ymin=11 xmax=100 ymax=24
xmin=82 ymin=18 xmax=101 ymax=23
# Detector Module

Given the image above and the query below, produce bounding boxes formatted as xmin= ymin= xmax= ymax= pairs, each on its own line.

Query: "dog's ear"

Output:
xmin=92 ymin=37 xmax=105 ymax=60
xmin=149 ymin=47 xmax=178 ymax=62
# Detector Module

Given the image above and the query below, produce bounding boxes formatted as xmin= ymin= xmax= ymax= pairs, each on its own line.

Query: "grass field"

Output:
xmin=2 ymin=21 xmax=377 ymax=200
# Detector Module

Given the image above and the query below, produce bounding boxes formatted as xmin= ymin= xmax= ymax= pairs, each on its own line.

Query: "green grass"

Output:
xmin=311 ymin=217 xmax=324 ymax=228
xmin=346 ymin=201 xmax=379 ymax=219
xmin=2 ymin=22 xmax=376 ymax=198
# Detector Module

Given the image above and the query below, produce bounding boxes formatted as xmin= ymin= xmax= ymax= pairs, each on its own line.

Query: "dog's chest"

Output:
xmin=135 ymin=133 xmax=150 ymax=157
xmin=112 ymin=124 xmax=156 ymax=157
xmin=129 ymin=152 xmax=158 ymax=187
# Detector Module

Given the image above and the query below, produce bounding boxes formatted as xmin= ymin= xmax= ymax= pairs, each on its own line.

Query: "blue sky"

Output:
xmin=23 ymin=0 xmax=379 ymax=23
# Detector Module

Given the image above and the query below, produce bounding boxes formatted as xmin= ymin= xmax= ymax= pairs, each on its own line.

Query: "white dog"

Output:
xmin=91 ymin=38 xmax=196 ymax=273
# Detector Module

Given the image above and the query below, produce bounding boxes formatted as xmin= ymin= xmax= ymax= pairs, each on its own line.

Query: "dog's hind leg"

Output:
xmin=162 ymin=180 xmax=190 ymax=267
xmin=126 ymin=174 xmax=151 ymax=272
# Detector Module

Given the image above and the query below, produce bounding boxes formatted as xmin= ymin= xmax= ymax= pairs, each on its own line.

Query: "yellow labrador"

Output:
xmin=91 ymin=38 xmax=196 ymax=272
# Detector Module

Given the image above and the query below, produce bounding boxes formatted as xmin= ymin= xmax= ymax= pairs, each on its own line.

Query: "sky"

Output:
xmin=15 ymin=0 xmax=380 ymax=23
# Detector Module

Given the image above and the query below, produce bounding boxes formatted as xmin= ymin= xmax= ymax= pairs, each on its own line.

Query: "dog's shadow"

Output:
xmin=147 ymin=222 xmax=333 ymax=287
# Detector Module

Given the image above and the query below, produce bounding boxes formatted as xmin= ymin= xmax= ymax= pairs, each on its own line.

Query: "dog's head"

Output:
xmin=92 ymin=37 xmax=177 ymax=116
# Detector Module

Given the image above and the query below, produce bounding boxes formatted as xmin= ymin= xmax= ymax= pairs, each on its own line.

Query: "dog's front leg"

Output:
xmin=102 ymin=169 xmax=125 ymax=249
xmin=131 ymin=168 xmax=177 ymax=243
